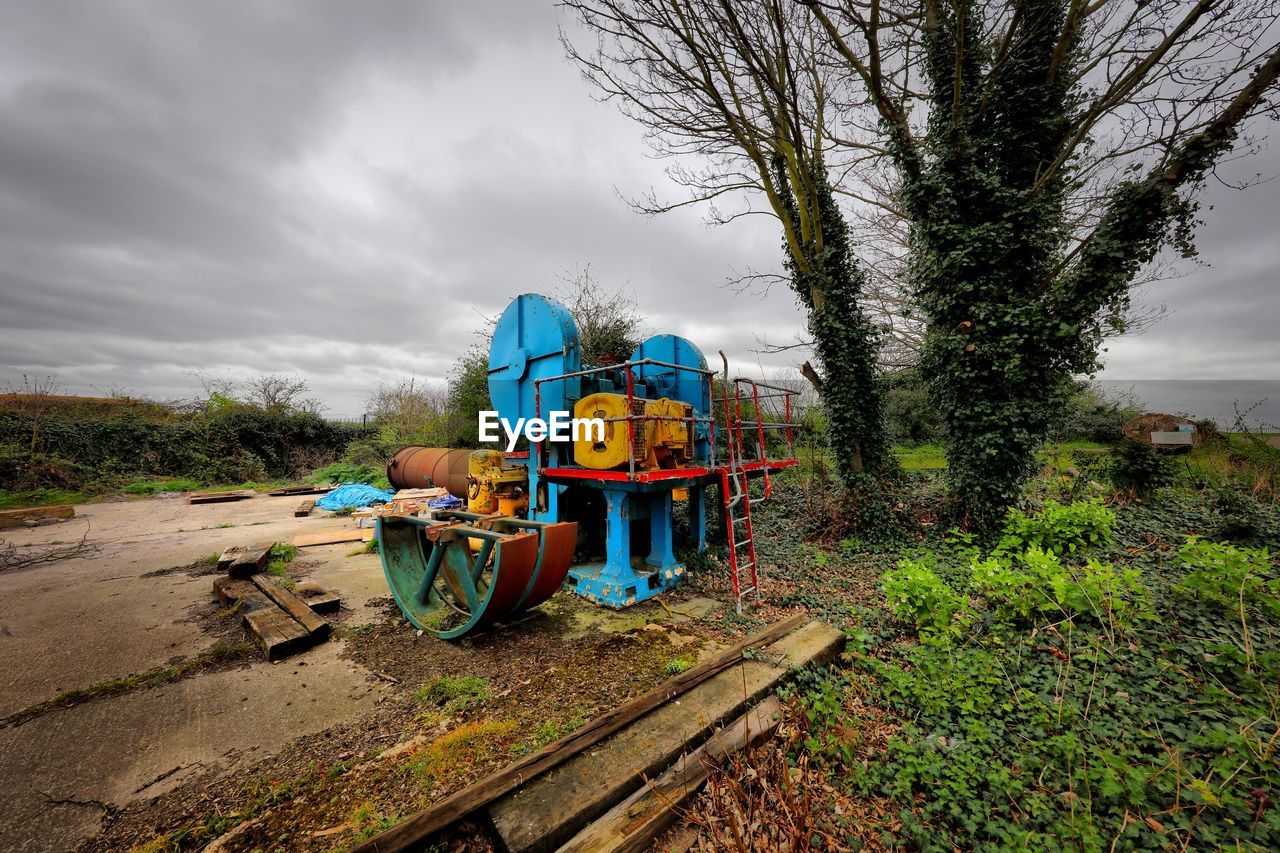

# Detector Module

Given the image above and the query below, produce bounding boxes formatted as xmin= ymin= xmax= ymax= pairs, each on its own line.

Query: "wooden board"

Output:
xmin=294 ymin=581 xmax=341 ymax=613
xmin=291 ymin=529 xmax=373 ymax=547
xmin=349 ymin=614 xmax=810 ymax=853
xmin=488 ymin=620 xmax=842 ymax=851
xmin=212 ymin=576 xmax=312 ymax=660
xmin=227 ymin=543 xmax=275 ymax=578
xmin=249 ymin=574 xmax=330 ymax=639
xmin=213 ymin=576 xmax=259 ymax=606
xmin=268 ymin=485 xmax=334 ymax=496
xmin=213 ymin=575 xmax=328 ymax=661
xmin=557 ymin=696 xmax=783 ymax=853
xmin=188 ymin=490 xmax=254 ymax=504
xmin=0 ymin=504 xmax=75 ymax=529
xmin=294 ymin=499 xmax=315 ymax=517
xmin=243 ymin=602 xmax=314 ymax=661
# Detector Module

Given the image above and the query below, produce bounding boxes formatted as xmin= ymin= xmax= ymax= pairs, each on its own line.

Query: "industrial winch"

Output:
xmin=379 ymin=292 xmax=799 ymax=638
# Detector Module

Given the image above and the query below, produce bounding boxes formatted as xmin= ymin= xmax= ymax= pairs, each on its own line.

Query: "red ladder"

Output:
xmin=718 ymin=375 xmax=774 ymax=614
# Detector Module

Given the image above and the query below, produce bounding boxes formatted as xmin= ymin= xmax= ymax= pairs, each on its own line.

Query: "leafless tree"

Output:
xmin=241 ymin=373 xmax=320 ymax=414
xmin=565 ymin=0 xmax=1278 ymax=373
xmin=553 ymin=265 xmax=648 ymax=364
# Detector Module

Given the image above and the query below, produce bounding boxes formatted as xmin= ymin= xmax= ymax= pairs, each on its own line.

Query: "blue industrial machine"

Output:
xmin=381 ymin=293 xmax=799 ymax=635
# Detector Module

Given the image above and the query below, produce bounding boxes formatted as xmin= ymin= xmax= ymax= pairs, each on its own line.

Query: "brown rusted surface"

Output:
xmin=518 ymin=522 xmax=577 ymax=612
xmin=386 ymin=446 xmax=471 ymax=496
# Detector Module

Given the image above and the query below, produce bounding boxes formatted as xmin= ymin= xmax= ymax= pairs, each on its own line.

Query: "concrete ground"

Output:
xmin=0 ymin=493 xmax=393 ymax=852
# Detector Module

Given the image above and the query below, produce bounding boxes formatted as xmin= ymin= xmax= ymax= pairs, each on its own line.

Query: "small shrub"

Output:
xmin=122 ymin=478 xmax=201 ymax=495
xmin=1109 ymin=439 xmax=1176 ymax=497
xmin=971 ymin=548 xmax=1149 ymax=631
xmin=309 ymin=462 xmax=388 ymax=488
xmin=998 ymin=498 xmax=1114 ymax=555
xmin=1209 ymin=485 xmax=1277 ymax=543
xmin=882 ymin=559 xmax=967 ymax=636
xmin=1176 ymin=536 xmax=1279 ymax=619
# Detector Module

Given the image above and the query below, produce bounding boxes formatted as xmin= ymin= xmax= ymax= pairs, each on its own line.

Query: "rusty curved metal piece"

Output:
xmin=386 ymin=446 xmax=471 ymax=495
xmin=377 ymin=511 xmax=577 ymax=639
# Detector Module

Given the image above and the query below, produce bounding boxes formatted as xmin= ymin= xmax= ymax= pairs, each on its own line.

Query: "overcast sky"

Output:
xmin=0 ymin=1 xmax=1276 ymax=415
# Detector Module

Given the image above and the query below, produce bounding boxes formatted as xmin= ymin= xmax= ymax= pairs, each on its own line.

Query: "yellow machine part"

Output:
xmin=572 ymin=393 xmax=694 ymax=471
xmin=466 ymin=449 xmax=529 ymax=515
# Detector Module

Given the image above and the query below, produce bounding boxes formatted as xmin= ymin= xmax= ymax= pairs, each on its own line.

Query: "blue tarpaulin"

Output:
xmin=427 ymin=493 xmax=463 ymax=510
xmin=316 ymin=483 xmax=395 ymax=511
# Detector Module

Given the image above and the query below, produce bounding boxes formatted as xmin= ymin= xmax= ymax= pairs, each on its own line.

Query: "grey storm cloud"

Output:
xmin=0 ymin=0 xmax=1275 ymax=414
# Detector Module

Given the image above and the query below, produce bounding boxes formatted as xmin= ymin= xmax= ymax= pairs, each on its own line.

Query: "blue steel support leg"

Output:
xmin=647 ymin=491 xmax=676 ymax=567
xmin=567 ymin=485 xmax=685 ymax=609
xmin=604 ymin=487 xmax=631 ymax=576
xmin=688 ymin=484 xmax=707 ymax=552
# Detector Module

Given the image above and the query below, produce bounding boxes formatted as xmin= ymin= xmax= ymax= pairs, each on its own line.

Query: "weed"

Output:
xmin=997 ymin=498 xmax=1115 ymax=555
xmin=412 ymin=675 xmax=491 ymax=713
xmin=121 ymin=478 xmax=200 ymax=496
xmin=1 ymin=641 xmax=252 ymax=727
xmin=881 ymin=559 xmax=968 ymax=637
xmin=530 ymin=711 xmax=587 ymax=748
xmin=404 ymin=720 xmax=516 ymax=789
xmin=663 ymin=657 xmax=694 ymax=675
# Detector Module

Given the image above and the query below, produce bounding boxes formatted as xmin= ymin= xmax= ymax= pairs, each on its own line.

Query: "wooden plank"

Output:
xmin=228 ymin=543 xmax=275 ymax=579
xmin=243 ymin=603 xmax=313 ymax=661
xmin=349 ymin=614 xmax=809 ymax=853
xmin=291 ymin=529 xmax=372 ymax=547
xmin=0 ymin=504 xmax=75 ymax=528
xmin=249 ymin=574 xmax=330 ymax=638
xmin=268 ymin=485 xmax=333 ymax=496
xmin=213 ymin=576 xmax=259 ymax=606
xmin=212 ymin=576 xmax=322 ymax=661
xmin=557 ymin=696 xmax=783 ymax=853
xmin=293 ymin=581 xmax=341 ymax=613
xmin=294 ymin=499 xmax=315 ymax=517
xmin=188 ymin=490 xmax=254 ymax=504
xmin=489 ymin=620 xmax=843 ymax=851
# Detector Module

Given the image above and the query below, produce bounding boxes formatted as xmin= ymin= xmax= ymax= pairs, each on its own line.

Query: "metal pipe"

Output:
xmin=385 ymin=446 xmax=471 ymax=496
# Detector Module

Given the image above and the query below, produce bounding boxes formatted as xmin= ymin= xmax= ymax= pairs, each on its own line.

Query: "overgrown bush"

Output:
xmin=884 ymin=374 xmax=941 ymax=446
xmin=1210 ymin=484 xmax=1278 ymax=543
xmin=1048 ymin=381 xmax=1142 ymax=443
xmin=997 ymin=498 xmax=1114 ymax=555
xmin=309 ymin=462 xmax=386 ymax=488
xmin=0 ymin=394 xmax=370 ymax=493
xmin=1109 ymin=438 xmax=1176 ymax=497
xmin=1176 ymin=536 xmax=1279 ymax=619
xmin=882 ymin=559 xmax=967 ymax=636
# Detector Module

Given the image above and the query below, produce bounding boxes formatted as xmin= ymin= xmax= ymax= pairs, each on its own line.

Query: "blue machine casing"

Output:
xmin=487 ymin=297 xmax=712 ymax=609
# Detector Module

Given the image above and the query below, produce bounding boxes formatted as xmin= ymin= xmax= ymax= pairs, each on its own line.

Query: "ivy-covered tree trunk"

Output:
xmin=894 ymin=0 xmax=1280 ymax=529
xmin=897 ymin=0 xmax=1077 ymax=527
xmin=776 ymin=157 xmax=894 ymax=486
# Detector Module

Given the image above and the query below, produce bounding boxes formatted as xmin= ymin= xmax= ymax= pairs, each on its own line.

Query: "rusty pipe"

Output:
xmin=385 ymin=447 xmax=471 ymax=496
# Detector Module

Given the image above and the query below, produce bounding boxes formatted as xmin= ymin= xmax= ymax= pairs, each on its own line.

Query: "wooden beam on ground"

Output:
xmin=226 ymin=543 xmax=275 ymax=578
xmin=248 ymin=574 xmax=330 ymax=640
xmin=212 ymin=576 xmax=314 ymax=660
xmin=349 ymin=614 xmax=809 ymax=853
xmin=488 ymin=619 xmax=842 ymax=851
xmin=0 ymin=504 xmax=75 ymax=528
xmin=557 ymin=696 xmax=783 ymax=853
xmin=294 ymin=499 xmax=315 ymax=517
xmin=293 ymin=581 xmax=341 ymax=613
xmin=291 ymin=529 xmax=372 ymax=547
xmin=268 ymin=485 xmax=334 ymax=496
xmin=188 ymin=490 xmax=254 ymax=504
